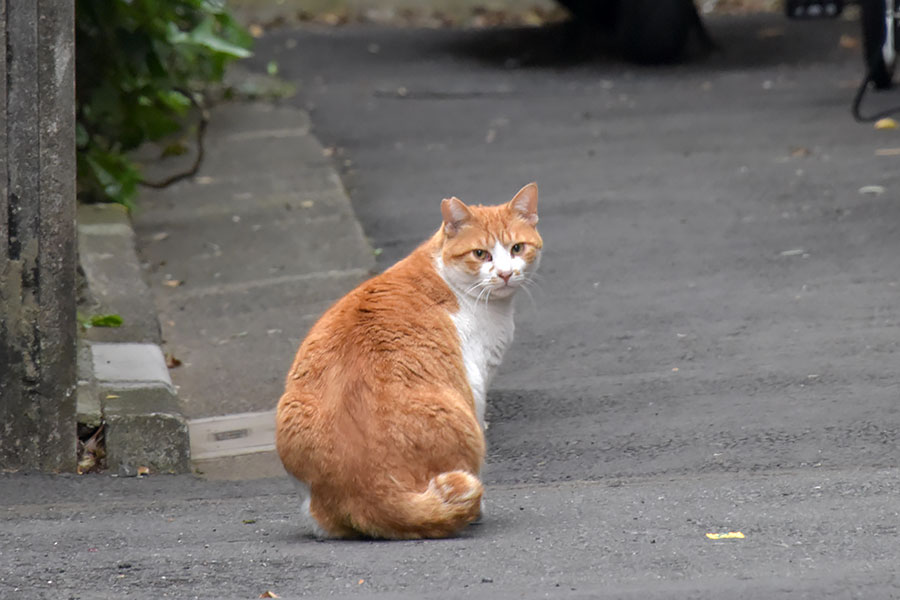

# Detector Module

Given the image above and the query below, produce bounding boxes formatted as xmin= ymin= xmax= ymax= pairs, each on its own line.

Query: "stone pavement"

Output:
xmin=131 ymin=102 xmax=375 ymax=478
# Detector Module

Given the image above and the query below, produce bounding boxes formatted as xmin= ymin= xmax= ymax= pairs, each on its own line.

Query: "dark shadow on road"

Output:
xmin=432 ymin=12 xmax=861 ymax=74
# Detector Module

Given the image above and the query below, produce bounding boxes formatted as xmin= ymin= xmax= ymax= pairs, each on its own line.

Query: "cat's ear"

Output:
xmin=508 ymin=182 xmax=539 ymax=226
xmin=441 ymin=196 xmax=472 ymax=237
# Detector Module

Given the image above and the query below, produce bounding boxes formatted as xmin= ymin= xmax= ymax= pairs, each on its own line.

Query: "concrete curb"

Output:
xmin=130 ymin=99 xmax=376 ymax=480
xmin=77 ymin=91 xmax=377 ymax=479
xmin=76 ymin=204 xmax=190 ymax=474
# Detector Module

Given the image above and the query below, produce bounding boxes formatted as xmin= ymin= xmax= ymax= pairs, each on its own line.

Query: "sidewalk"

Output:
xmin=131 ymin=101 xmax=375 ymax=478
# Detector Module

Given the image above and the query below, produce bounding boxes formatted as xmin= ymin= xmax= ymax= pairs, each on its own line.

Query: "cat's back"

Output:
xmin=286 ymin=240 xmax=461 ymax=384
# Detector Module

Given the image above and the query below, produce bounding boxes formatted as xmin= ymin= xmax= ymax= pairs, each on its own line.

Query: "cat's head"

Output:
xmin=438 ymin=183 xmax=543 ymax=301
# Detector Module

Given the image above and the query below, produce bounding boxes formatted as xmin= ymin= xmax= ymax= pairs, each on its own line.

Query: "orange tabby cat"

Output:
xmin=275 ymin=183 xmax=542 ymax=539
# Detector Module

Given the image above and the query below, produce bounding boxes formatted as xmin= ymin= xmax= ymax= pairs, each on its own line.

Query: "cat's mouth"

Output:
xmin=490 ymin=279 xmax=519 ymax=297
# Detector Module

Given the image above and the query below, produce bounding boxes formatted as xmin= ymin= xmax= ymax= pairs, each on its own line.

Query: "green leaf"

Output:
xmin=76 ymin=123 xmax=90 ymax=148
xmin=89 ymin=314 xmax=124 ymax=328
xmin=157 ymin=89 xmax=192 ymax=113
xmin=75 ymin=0 xmax=253 ymax=205
xmin=78 ymin=313 xmax=124 ymax=328
xmin=84 ymin=149 xmax=141 ymax=207
xmin=188 ymin=18 xmax=252 ymax=58
xmin=267 ymin=60 xmax=279 ymax=76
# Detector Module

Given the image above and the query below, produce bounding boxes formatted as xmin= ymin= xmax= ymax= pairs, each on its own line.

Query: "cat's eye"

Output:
xmin=473 ymin=249 xmax=491 ymax=261
xmin=510 ymin=243 xmax=523 ymax=255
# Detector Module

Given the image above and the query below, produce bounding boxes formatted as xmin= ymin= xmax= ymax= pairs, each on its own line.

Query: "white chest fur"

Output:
xmin=447 ymin=294 xmax=515 ymax=428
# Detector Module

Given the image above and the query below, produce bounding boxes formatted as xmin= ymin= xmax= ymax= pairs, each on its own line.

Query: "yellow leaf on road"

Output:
xmin=875 ymin=118 xmax=898 ymax=130
xmin=706 ymin=531 xmax=745 ymax=540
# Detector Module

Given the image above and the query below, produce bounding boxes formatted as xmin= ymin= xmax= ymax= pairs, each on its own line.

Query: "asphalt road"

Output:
xmin=3 ymin=12 xmax=900 ymax=600
xmin=248 ymin=12 xmax=900 ymax=595
xmin=248 ymin=16 xmax=900 ymax=495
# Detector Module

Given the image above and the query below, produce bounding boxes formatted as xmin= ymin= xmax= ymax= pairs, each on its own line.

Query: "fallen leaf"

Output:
xmin=839 ymin=34 xmax=860 ymax=49
xmin=161 ymin=142 xmax=188 ymax=158
xmin=90 ymin=314 xmax=123 ymax=328
xmin=875 ymin=148 xmax=900 ymax=156
xmin=165 ymin=353 xmax=182 ymax=369
xmin=300 ymin=200 xmax=315 ymax=209
xmin=859 ymin=185 xmax=886 ymax=195
xmin=790 ymin=146 xmax=811 ymax=158
xmin=757 ymin=27 xmax=783 ymax=39
xmin=77 ymin=442 xmax=100 ymax=468
xmin=259 ymin=592 xmax=280 ymax=599
xmin=163 ymin=279 xmax=183 ymax=288
xmin=248 ymin=24 xmax=264 ymax=38
xmin=243 ymin=519 xmax=257 ymax=524
xmin=137 ymin=466 xmax=150 ymax=477
xmin=77 ymin=454 xmax=97 ymax=475
xmin=358 ymin=579 xmax=365 ymax=585
xmin=875 ymin=118 xmax=898 ymax=130
xmin=706 ymin=531 xmax=745 ymax=540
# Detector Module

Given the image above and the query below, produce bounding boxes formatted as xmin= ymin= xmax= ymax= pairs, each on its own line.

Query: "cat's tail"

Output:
xmin=367 ymin=470 xmax=483 ymax=539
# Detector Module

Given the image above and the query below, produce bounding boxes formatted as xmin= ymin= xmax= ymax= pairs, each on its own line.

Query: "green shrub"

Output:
xmin=75 ymin=0 xmax=252 ymax=206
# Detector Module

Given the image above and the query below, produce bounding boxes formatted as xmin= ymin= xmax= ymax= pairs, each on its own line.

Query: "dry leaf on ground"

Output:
xmin=859 ymin=185 xmax=886 ymax=195
xmin=839 ymin=34 xmax=860 ymax=49
xmin=757 ymin=27 xmax=783 ymax=39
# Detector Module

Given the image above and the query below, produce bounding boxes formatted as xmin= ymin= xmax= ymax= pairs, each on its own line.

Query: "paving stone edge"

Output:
xmin=76 ymin=203 xmax=190 ymax=474
xmin=76 ymin=98 xmax=378 ymax=478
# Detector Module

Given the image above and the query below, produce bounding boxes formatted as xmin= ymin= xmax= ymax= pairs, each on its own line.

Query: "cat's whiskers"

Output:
xmin=464 ymin=280 xmax=490 ymax=297
xmin=518 ymin=279 xmax=537 ymax=311
xmin=475 ymin=284 xmax=492 ymax=307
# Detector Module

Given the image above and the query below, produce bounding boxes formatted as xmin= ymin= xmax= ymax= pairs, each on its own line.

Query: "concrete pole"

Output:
xmin=0 ymin=0 xmax=77 ymax=471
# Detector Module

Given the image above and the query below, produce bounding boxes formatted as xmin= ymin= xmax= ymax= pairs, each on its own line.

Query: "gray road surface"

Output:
xmin=3 ymin=12 xmax=900 ymax=599
xmin=247 ymin=16 xmax=900 ymax=488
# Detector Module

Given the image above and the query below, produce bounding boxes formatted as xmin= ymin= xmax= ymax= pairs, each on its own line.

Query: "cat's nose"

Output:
xmin=497 ymin=270 xmax=512 ymax=283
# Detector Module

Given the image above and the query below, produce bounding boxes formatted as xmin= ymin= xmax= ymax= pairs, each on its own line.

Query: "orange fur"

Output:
xmin=275 ymin=183 xmax=542 ymax=539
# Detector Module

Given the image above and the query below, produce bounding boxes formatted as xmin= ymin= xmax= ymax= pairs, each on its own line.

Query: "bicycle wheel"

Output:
xmin=861 ymin=0 xmax=898 ymax=89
